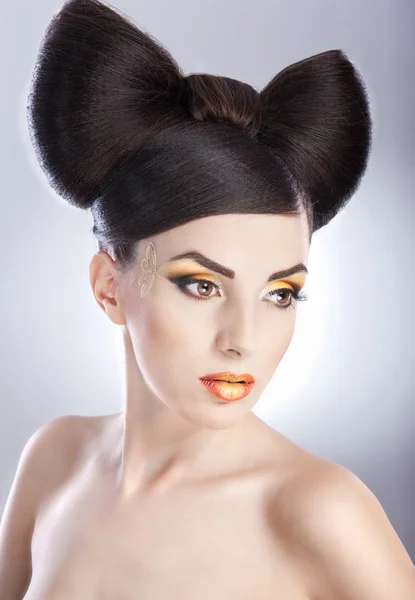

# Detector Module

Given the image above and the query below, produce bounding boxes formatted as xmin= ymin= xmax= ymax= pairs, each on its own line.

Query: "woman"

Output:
xmin=1 ymin=0 xmax=414 ymax=598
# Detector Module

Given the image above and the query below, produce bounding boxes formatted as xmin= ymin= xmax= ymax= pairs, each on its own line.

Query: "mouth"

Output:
xmin=199 ymin=372 xmax=255 ymax=402
xmin=199 ymin=371 xmax=255 ymax=384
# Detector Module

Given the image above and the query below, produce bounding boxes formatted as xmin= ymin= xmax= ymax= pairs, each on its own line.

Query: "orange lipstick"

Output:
xmin=199 ymin=371 xmax=255 ymax=402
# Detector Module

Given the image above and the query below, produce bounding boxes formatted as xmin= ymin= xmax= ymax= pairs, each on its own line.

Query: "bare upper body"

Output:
xmin=1 ymin=413 xmax=414 ymax=600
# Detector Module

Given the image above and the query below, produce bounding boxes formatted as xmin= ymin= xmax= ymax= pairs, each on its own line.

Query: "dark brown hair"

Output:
xmin=26 ymin=0 xmax=372 ymax=272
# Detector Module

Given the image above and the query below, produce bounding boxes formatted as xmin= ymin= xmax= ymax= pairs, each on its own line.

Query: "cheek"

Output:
xmin=266 ymin=315 xmax=297 ymax=363
xmin=145 ymin=309 xmax=177 ymax=347
xmin=140 ymin=301 xmax=198 ymax=351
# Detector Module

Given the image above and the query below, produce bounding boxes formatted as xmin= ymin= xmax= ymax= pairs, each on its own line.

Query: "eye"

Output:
xmin=170 ymin=275 xmax=309 ymax=309
xmin=171 ymin=276 xmax=222 ymax=301
xmin=267 ymin=287 xmax=309 ymax=311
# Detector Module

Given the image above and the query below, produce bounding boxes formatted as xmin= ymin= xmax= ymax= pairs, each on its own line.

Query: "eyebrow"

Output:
xmin=166 ymin=251 xmax=308 ymax=282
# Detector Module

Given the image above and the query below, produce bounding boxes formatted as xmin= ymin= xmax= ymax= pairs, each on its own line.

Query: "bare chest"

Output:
xmin=24 ymin=461 xmax=310 ymax=600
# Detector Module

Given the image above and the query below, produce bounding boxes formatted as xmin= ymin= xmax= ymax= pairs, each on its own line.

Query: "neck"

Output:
xmin=111 ymin=327 xmax=258 ymax=499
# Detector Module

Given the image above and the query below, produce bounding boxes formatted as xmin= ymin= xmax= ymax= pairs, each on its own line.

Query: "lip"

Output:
xmin=199 ymin=372 xmax=255 ymax=402
xmin=199 ymin=371 xmax=255 ymax=384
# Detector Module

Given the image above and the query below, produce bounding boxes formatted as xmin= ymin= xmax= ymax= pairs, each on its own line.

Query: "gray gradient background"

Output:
xmin=1 ymin=0 xmax=414 ymax=563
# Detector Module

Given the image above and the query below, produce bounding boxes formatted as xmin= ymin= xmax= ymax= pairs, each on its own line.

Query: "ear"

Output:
xmin=89 ymin=251 xmax=126 ymax=326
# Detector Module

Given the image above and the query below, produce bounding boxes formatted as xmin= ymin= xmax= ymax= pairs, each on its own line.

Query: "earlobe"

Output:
xmin=102 ymin=297 xmax=126 ymax=326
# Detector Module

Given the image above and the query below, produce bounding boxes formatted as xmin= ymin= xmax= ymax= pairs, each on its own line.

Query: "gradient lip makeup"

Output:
xmin=199 ymin=371 xmax=255 ymax=402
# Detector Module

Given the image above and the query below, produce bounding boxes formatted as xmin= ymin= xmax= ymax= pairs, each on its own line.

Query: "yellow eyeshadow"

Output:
xmin=159 ymin=260 xmax=306 ymax=291
xmin=266 ymin=276 xmax=305 ymax=293
xmin=267 ymin=281 xmax=294 ymax=291
xmin=179 ymin=273 xmax=218 ymax=283
xmin=160 ymin=264 xmax=219 ymax=282
xmin=158 ymin=261 xmax=190 ymax=277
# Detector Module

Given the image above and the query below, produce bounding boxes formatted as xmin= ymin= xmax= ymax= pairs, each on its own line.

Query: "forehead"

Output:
xmin=150 ymin=213 xmax=310 ymax=266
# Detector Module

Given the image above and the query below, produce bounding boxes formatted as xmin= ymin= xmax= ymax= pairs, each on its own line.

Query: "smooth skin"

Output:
xmin=1 ymin=212 xmax=414 ymax=599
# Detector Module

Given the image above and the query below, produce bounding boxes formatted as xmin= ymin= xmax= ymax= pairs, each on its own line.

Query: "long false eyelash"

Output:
xmin=171 ymin=275 xmax=309 ymax=309
xmin=267 ymin=287 xmax=309 ymax=310
xmin=170 ymin=275 xmax=223 ymax=298
xmin=268 ymin=288 xmax=309 ymax=303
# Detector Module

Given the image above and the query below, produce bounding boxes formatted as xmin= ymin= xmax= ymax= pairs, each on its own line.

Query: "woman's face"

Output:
xmin=113 ymin=212 xmax=310 ymax=427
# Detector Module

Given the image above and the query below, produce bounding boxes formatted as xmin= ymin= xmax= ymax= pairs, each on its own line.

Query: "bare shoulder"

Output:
xmin=31 ymin=414 xmax=92 ymax=460
xmin=21 ymin=413 xmax=109 ymax=509
xmin=1 ymin=414 xmax=90 ymax=526
xmin=31 ymin=411 xmax=119 ymax=453
xmin=0 ymin=414 xmax=100 ymax=599
xmin=27 ymin=415 xmax=93 ymax=490
xmin=30 ymin=412 xmax=124 ymax=492
xmin=266 ymin=447 xmax=415 ymax=599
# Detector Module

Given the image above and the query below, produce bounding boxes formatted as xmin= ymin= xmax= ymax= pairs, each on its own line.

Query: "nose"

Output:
xmin=216 ymin=300 xmax=256 ymax=358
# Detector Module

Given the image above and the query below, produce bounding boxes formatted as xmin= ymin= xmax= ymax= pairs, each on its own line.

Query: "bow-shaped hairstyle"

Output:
xmin=26 ymin=0 xmax=372 ymax=274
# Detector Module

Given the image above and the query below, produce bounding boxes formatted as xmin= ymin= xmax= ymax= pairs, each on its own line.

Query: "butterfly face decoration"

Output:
xmin=138 ymin=241 xmax=163 ymax=298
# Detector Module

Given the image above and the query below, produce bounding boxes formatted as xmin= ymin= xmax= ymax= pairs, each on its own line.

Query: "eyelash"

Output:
xmin=171 ymin=276 xmax=309 ymax=311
